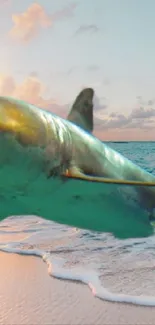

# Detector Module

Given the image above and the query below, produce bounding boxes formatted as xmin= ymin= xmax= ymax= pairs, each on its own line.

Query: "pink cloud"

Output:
xmin=9 ymin=3 xmax=52 ymax=42
xmin=9 ymin=2 xmax=77 ymax=43
xmin=0 ymin=74 xmax=67 ymax=118
xmin=0 ymin=75 xmax=16 ymax=95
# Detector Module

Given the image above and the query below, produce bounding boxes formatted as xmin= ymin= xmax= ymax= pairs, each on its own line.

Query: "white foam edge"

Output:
xmin=1 ymin=245 xmax=155 ymax=307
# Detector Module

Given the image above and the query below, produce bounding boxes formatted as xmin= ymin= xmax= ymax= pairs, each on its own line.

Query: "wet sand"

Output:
xmin=0 ymin=251 xmax=155 ymax=325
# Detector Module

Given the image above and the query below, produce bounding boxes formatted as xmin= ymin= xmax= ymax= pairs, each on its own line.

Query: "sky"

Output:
xmin=0 ymin=0 xmax=155 ymax=140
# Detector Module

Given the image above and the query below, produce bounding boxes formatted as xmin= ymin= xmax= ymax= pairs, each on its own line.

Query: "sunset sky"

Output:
xmin=0 ymin=0 xmax=155 ymax=140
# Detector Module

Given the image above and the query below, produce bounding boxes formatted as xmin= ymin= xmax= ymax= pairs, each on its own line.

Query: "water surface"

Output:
xmin=1 ymin=142 xmax=155 ymax=306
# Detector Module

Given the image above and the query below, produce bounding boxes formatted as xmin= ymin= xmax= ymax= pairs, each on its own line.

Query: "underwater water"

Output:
xmin=1 ymin=141 xmax=155 ymax=306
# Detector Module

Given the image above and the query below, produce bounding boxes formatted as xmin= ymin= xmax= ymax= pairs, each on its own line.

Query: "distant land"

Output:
xmin=104 ymin=141 xmax=155 ymax=143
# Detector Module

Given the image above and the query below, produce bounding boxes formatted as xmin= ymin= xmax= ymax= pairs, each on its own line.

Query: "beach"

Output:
xmin=1 ymin=252 xmax=155 ymax=325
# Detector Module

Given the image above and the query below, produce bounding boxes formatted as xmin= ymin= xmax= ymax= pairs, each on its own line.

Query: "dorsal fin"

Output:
xmin=67 ymin=88 xmax=94 ymax=133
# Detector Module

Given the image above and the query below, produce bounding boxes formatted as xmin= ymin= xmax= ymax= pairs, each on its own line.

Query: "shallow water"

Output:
xmin=1 ymin=141 xmax=155 ymax=306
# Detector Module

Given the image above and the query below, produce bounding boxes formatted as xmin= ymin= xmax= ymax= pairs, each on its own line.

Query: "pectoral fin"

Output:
xmin=63 ymin=167 xmax=155 ymax=187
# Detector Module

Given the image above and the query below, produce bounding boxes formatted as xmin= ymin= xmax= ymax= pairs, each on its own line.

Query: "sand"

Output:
xmin=0 ymin=252 xmax=155 ymax=325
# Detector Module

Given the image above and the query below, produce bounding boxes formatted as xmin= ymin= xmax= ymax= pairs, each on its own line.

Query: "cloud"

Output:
xmin=105 ymin=113 xmax=129 ymax=129
xmin=93 ymin=94 xmax=155 ymax=138
xmin=94 ymin=106 xmax=155 ymax=140
xmin=0 ymin=0 xmax=10 ymax=6
xmin=0 ymin=75 xmax=16 ymax=95
xmin=9 ymin=3 xmax=51 ymax=42
xmin=87 ymin=65 xmax=99 ymax=72
xmin=102 ymin=78 xmax=110 ymax=86
xmin=52 ymin=3 xmax=77 ymax=21
xmin=9 ymin=2 xmax=77 ymax=43
xmin=0 ymin=74 xmax=67 ymax=117
xmin=93 ymin=95 xmax=108 ymax=111
xmin=29 ymin=71 xmax=39 ymax=78
xmin=136 ymin=96 xmax=155 ymax=107
xmin=95 ymin=105 xmax=155 ymax=133
xmin=131 ymin=107 xmax=155 ymax=119
xmin=75 ymin=24 xmax=99 ymax=36
xmin=66 ymin=66 xmax=78 ymax=76
xmin=148 ymin=99 xmax=155 ymax=106
xmin=67 ymin=65 xmax=100 ymax=76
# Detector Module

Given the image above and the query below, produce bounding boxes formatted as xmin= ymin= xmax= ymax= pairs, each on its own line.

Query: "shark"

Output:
xmin=0 ymin=88 xmax=155 ymax=239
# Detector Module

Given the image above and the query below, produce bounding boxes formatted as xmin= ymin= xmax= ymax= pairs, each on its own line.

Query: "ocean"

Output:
xmin=1 ymin=141 xmax=155 ymax=306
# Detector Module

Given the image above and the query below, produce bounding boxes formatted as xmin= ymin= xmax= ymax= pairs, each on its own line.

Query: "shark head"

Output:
xmin=0 ymin=96 xmax=47 ymax=146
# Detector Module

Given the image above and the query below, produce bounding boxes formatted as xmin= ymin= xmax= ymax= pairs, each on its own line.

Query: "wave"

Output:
xmin=1 ymin=216 xmax=155 ymax=307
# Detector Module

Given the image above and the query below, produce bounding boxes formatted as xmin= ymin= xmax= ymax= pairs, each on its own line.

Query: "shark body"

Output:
xmin=0 ymin=89 xmax=155 ymax=238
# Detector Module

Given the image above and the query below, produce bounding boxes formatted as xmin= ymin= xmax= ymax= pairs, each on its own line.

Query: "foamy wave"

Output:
xmin=1 ymin=243 xmax=155 ymax=307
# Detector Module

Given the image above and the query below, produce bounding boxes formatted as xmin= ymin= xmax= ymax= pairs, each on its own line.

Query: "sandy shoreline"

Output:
xmin=0 ymin=252 xmax=155 ymax=325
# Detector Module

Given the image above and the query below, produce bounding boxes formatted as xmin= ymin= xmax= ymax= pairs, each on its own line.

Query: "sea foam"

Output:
xmin=1 ymin=215 xmax=155 ymax=307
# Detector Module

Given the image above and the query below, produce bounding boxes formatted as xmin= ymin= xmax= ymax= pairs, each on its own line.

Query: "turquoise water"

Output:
xmin=1 ymin=141 xmax=155 ymax=306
